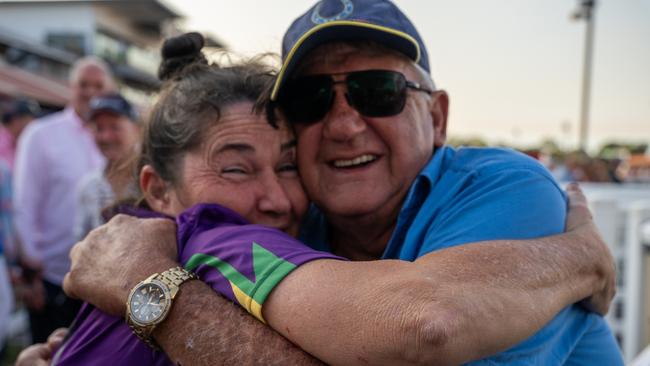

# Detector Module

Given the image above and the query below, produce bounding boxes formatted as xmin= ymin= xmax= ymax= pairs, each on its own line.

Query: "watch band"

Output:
xmin=129 ymin=319 xmax=160 ymax=350
xmin=156 ymin=266 xmax=197 ymax=294
xmin=126 ymin=266 xmax=197 ymax=349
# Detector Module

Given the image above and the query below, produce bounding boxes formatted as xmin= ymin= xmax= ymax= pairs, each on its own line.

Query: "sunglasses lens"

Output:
xmin=277 ymin=70 xmax=410 ymax=124
xmin=279 ymin=75 xmax=333 ymax=124
xmin=347 ymin=71 xmax=407 ymax=117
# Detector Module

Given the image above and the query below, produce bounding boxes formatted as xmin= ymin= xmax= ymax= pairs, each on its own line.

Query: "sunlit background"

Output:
xmin=167 ymin=0 xmax=650 ymax=153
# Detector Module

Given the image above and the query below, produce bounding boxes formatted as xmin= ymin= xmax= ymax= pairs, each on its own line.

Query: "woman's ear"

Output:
xmin=140 ymin=165 xmax=173 ymax=214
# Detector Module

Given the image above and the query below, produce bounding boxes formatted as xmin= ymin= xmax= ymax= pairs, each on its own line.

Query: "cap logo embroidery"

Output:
xmin=311 ymin=0 xmax=354 ymax=24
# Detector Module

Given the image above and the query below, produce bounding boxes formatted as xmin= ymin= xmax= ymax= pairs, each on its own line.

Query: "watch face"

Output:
xmin=128 ymin=281 xmax=171 ymax=325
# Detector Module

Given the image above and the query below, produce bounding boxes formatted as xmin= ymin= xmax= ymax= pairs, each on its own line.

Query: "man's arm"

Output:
xmin=263 ymin=186 xmax=612 ymax=365
xmin=156 ymin=280 xmax=323 ymax=365
xmin=64 ymin=185 xmax=614 ymax=365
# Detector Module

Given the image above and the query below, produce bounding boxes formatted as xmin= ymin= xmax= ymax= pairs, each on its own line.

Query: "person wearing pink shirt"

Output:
xmin=12 ymin=57 xmax=113 ymax=343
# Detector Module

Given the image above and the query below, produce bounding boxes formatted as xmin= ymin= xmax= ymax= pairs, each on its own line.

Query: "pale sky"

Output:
xmin=166 ymin=0 xmax=650 ymax=152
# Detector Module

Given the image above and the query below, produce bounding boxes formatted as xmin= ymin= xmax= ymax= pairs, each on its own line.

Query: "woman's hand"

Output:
xmin=15 ymin=328 xmax=68 ymax=366
xmin=565 ymin=183 xmax=616 ymax=315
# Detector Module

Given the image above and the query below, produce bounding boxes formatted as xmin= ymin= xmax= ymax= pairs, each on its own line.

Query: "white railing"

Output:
xmin=631 ymin=345 xmax=650 ymax=366
xmin=581 ymin=183 xmax=650 ymax=363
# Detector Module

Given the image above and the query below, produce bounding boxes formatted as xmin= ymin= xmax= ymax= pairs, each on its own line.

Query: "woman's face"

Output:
xmin=166 ymin=102 xmax=307 ymax=237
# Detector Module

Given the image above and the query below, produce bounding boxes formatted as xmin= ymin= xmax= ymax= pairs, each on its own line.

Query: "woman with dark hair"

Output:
xmin=44 ymin=32 xmax=341 ymax=365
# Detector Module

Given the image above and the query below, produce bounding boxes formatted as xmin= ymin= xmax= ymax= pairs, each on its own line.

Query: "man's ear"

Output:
xmin=430 ymin=90 xmax=449 ymax=148
xmin=140 ymin=165 xmax=172 ymax=213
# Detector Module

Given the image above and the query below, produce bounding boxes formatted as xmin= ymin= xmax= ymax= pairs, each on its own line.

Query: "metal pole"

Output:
xmin=579 ymin=0 xmax=596 ymax=152
xmin=622 ymin=204 xmax=649 ymax=362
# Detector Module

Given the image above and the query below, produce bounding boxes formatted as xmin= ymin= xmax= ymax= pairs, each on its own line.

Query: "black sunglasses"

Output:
xmin=276 ymin=69 xmax=433 ymax=125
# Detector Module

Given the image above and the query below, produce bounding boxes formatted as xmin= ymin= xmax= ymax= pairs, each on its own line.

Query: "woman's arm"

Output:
xmin=155 ymin=280 xmax=324 ymax=365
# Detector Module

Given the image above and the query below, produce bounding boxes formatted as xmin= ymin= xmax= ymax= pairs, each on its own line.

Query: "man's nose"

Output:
xmin=321 ymin=84 xmax=367 ymax=141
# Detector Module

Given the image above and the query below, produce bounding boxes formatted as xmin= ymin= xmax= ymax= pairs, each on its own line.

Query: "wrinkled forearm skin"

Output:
xmin=264 ymin=227 xmax=604 ymax=365
xmin=151 ymin=225 xmax=607 ymax=366
xmin=154 ymin=280 xmax=324 ymax=366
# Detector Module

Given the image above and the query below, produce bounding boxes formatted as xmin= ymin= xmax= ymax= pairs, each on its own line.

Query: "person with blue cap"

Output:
xmin=60 ymin=1 xmax=621 ymax=365
xmin=74 ymin=93 xmax=140 ymax=241
xmin=271 ymin=1 xmax=620 ymax=363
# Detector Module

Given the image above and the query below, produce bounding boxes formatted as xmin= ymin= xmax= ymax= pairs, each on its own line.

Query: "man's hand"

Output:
xmin=63 ymin=214 xmax=178 ymax=315
xmin=565 ymin=183 xmax=594 ymax=231
xmin=565 ymin=183 xmax=617 ymax=315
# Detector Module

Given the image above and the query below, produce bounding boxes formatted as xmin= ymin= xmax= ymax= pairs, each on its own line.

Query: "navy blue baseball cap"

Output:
xmin=89 ymin=93 xmax=138 ymax=122
xmin=270 ymin=0 xmax=430 ymax=101
xmin=2 ymin=98 xmax=41 ymax=124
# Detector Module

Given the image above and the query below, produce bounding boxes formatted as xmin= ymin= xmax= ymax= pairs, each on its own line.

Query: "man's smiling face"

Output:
xmin=291 ymin=43 xmax=447 ymax=221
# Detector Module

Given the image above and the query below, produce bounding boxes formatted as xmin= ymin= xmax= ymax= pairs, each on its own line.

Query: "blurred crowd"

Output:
xmin=447 ymin=138 xmax=650 ymax=184
xmin=0 ymin=57 xmax=141 ymax=361
xmin=538 ymin=149 xmax=650 ymax=184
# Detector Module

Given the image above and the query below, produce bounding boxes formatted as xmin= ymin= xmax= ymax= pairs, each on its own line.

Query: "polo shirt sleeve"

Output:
xmin=419 ymin=166 xmax=566 ymax=256
xmin=177 ymin=204 xmax=344 ymax=323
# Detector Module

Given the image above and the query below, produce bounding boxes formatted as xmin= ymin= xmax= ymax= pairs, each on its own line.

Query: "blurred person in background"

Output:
xmin=0 ymin=98 xmax=41 ymax=325
xmin=13 ymin=56 xmax=113 ymax=343
xmin=0 ymin=101 xmax=40 ymax=342
xmin=0 ymin=99 xmax=37 ymax=358
xmin=0 ymin=98 xmax=41 ymax=172
xmin=74 ymin=93 xmax=140 ymax=241
xmin=0 ymin=159 xmax=14 ymax=361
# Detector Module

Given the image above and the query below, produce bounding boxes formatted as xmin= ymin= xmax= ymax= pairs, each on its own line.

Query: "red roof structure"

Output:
xmin=0 ymin=64 xmax=71 ymax=107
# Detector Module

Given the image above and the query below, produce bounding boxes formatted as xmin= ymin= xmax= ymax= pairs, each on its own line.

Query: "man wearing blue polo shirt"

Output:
xmin=270 ymin=1 xmax=621 ymax=364
xmin=62 ymin=0 xmax=621 ymax=365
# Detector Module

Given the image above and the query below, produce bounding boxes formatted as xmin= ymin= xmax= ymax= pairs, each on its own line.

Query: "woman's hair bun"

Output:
xmin=158 ymin=32 xmax=208 ymax=81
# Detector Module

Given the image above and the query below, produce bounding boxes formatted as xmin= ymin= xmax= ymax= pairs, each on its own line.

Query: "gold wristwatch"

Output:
xmin=126 ymin=266 xmax=197 ymax=349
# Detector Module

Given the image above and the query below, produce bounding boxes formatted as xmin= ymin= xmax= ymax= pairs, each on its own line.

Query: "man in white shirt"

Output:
xmin=13 ymin=57 xmax=113 ymax=343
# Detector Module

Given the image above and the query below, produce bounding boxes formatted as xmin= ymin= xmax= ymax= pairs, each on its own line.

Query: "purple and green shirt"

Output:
xmin=53 ymin=203 xmax=341 ymax=365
